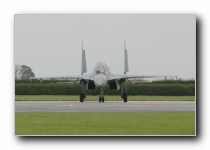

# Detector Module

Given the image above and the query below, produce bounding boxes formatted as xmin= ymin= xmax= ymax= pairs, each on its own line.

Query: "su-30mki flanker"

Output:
xmin=33 ymin=40 xmax=176 ymax=103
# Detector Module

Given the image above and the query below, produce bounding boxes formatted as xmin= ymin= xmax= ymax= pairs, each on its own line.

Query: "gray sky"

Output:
xmin=15 ymin=14 xmax=196 ymax=80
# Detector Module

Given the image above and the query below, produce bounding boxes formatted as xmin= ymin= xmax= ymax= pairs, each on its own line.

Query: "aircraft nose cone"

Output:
xmin=94 ymin=74 xmax=107 ymax=87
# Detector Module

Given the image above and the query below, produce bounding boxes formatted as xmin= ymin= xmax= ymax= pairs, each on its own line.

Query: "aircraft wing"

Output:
xmin=108 ymin=74 xmax=176 ymax=81
xmin=31 ymin=74 xmax=93 ymax=81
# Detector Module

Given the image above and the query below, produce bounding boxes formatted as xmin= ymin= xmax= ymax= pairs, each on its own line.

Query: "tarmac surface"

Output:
xmin=15 ymin=101 xmax=195 ymax=112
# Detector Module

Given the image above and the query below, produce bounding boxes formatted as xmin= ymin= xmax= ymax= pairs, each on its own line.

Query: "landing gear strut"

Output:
xmin=80 ymin=80 xmax=86 ymax=102
xmin=80 ymin=93 xmax=85 ymax=102
xmin=121 ymin=81 xmax=127 ymax=102
xmin=99 ymin=88 xmax=105 ymax=103
xmin=122 ymin=92 xmax=127 ymax=102
xmin=99 ymin=96 xmax=104 ymax=103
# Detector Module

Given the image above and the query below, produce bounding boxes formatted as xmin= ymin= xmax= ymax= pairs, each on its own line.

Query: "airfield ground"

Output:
xmin=15 ymin=95 xmax=195 ymax=135
xmin=15 ymin=95 xmax=195 ymax=101
xmin=15 ymin=112 xmax=195 ymax=135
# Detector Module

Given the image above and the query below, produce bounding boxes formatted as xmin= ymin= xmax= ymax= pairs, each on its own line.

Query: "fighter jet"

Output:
xmin=34 ymin=40 xmax=176 ymax=102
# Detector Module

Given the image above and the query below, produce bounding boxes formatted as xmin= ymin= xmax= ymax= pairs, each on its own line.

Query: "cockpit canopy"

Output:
xmin=94 ymin=61 xmax=110 ymax=77
xmin=96 ymin=65 xmax=106 ymax=75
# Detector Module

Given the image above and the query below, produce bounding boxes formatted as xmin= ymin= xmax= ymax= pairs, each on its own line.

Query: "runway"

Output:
xmin=15 ymin=101 xmax=195 ymax=112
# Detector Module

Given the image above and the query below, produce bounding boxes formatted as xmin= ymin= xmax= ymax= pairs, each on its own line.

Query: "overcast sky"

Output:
xmin=15 ymin=14 xmax=196 ymax=80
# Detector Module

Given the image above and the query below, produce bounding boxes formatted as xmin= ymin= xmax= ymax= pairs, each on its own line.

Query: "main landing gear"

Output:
xmin=80 ymin=93 xmax=85 ymax=102
xmin=80 ymin=80 xmax=86 ymax=102
xmin=79 ymin=80 xmax=128 ymax=103
xmin=122 ymin=92 xmax=127 ymax=102
xmin=121 ymin=82 xmax=127 ymax=102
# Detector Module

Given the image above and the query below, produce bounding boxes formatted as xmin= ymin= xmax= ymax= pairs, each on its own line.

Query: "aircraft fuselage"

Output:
xmin=93 ymin=61 xmax=110 ymax=88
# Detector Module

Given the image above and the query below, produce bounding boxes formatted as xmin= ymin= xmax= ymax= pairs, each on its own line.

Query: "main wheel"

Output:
xmin=80 ymin=93 xmax=85 ymax=102
xmin=102 ymin=97 xmax=104 ymax=103
xmin=122 ymin=93 xmax=127 ymax=102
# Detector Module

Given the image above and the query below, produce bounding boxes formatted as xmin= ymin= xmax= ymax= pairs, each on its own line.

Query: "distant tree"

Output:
xmin=15 ymin=65 xmax=21 ymax=79
xmin=16 ymin=65 xmax=35 ymax=80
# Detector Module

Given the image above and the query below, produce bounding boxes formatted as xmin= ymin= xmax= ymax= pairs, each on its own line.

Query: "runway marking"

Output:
xmin=58 ymin=105 xmax=73 ymax=106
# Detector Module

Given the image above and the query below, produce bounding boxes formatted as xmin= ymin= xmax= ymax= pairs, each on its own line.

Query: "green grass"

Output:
xmin=15 ymin=112 xmax=195 ymax=135
xmin=15 ymin=95 xmax=195 ymax=101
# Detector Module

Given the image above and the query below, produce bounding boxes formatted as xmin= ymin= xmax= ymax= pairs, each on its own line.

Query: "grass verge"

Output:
xmin=15 ymin=112 xmax=195 ymax=135
xmin=15 ymin=95 xmax=195 ymax=101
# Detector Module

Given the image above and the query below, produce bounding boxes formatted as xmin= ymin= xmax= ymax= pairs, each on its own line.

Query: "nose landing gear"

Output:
xmin=99 ymin=96 xmax=104 ymax=103
xmin=99 ymin=88 xmax=105 ymax=103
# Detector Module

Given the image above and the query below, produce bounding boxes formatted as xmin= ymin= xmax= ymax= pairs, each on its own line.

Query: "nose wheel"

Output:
xmin=99 ymin=96 xmax=104 ymax=103
xmin=99 ymin=88 xmax=104 ymax=102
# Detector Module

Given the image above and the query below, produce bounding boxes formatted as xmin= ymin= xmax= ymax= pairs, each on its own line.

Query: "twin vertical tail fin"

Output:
xmin=81 ymin=40 xmax=87 ymax=75
xmin=81 ymin=40 xmax=128 ymax=75
xmin=124 ymin=39 xmax=129 ymax=74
